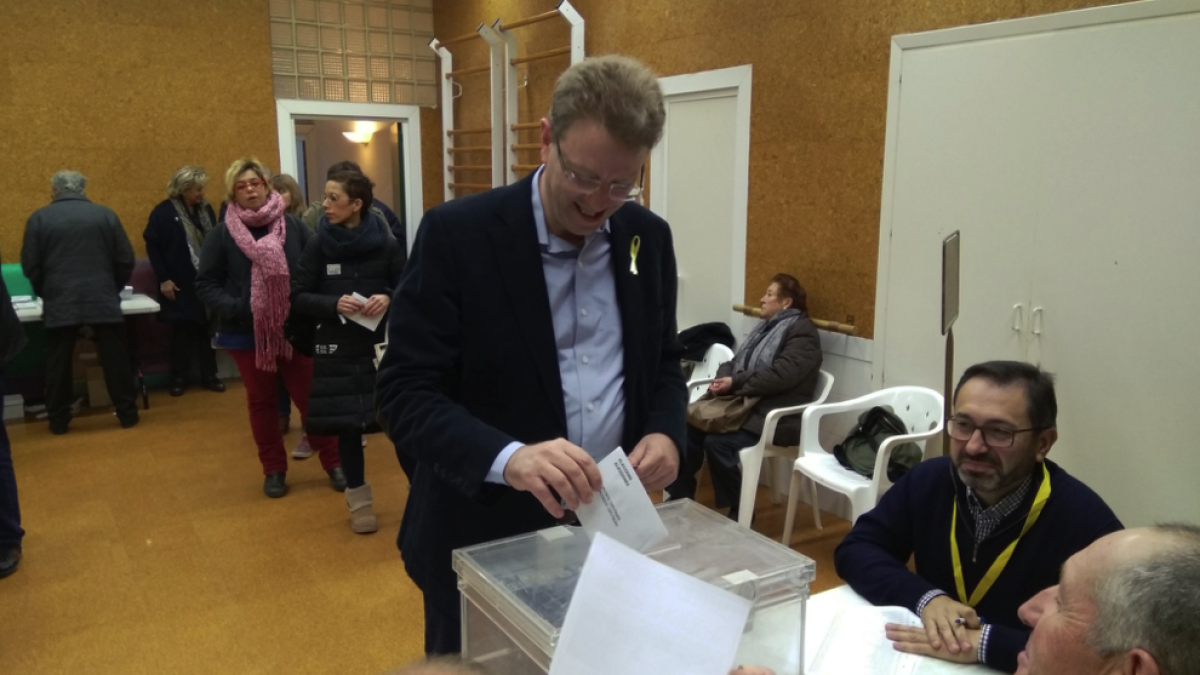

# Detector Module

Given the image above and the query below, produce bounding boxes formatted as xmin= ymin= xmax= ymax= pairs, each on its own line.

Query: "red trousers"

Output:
xmin=229 ymin=349 xmax=339 ymax=475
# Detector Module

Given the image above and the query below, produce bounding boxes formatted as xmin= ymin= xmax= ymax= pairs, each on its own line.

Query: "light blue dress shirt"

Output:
xmin=486 ymin=167 xmax=627 ymax=484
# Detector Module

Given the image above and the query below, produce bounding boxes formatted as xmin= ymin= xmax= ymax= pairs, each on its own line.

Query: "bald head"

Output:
xmin=1018 ymin=525 xmax=1200 ymax=675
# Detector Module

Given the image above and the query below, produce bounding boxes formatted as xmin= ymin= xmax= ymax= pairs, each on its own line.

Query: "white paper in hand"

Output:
xmin=574 ymin=448 xmax=668 ymax=553
xmin=549 ymin=532 xmax=752 ymax=675
xmin=345 ymin=292 xmax=384 ymax=332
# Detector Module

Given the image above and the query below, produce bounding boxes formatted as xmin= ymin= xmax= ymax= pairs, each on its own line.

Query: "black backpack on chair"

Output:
xmin=833 ymin=406 xmax=925 ymax=483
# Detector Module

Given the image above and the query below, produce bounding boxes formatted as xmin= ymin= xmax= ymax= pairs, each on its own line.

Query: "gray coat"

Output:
xmin=21 ymin=194 xmax=134 ymax=329
xmin=717 ymin=312 xmax=823 ymax=445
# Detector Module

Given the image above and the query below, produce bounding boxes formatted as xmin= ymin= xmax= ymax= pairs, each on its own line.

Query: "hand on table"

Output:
xmin=504 ymin=439 xmax=603 ymax=519
xmin=628 ymin=432 xmax=679 ymax=491
xmin=361 ymin=294 xmax=390 ymax=317
xmin=886 ymin=622 xmax=981 ymax=664
xmin=919 ymin=595 xmax=981 ymax=654
xmin=709 ymin=377 xmax=734 ymax=395
xmin=160 ymin=280 xmax=179 ymax=301
xmin=336 ymin=294 xmax=365 ymax=316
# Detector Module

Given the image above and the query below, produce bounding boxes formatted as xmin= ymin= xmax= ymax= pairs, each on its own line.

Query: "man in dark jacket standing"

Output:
xmin=21 ymin=171 xmax=139 ymax=434
xmin=1 ymin=250 xmax=28 ymax=578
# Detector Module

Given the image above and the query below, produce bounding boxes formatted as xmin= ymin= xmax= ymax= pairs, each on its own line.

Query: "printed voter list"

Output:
xmin=575 ymin=448 xmax=668 ymax=552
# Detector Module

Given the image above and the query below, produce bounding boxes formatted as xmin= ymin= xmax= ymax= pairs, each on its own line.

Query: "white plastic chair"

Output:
xmin=685 ymin=343 xmax=735 ymax=403
xmin=781 ymin=386 xmax=944 ymax=543
xmin=733 ymin=369 xmax=835 ymax=529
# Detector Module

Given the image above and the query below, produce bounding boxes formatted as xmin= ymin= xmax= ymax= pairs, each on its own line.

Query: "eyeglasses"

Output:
xmin=234 ymin=179 xmax=266 ymax=193
xmin=556 ymin=142 xmax=644 ymax=202
xmin=946 ymin=416 xmax=1043 ymax=448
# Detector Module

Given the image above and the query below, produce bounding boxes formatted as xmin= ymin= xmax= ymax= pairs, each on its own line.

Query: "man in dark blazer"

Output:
xmin=376 ymin=55 xmax=687 ymax=654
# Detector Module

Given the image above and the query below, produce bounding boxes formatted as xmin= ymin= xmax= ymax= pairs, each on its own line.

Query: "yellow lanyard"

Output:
xmin=951 ymin=462 xmax=1051 ymax=607
xmin=629 ymin=236 xmax=641 ymax=275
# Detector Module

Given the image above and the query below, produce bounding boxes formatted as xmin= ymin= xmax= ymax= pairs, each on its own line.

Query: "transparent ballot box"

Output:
xmin=453 ymin=499 xmax=816 ymax=675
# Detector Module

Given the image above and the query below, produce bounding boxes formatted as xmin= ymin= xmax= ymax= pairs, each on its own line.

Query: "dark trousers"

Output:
xmin=668 ymin=424 xmax=760 ymax=520
xmin=423 ymin=577 xmax=463 ymax=655
xmin=337 ymin=431 xmax=366 ymax=489
xmin=0 ymin=379 xmax=24 ymax=549
xmin=45 ymin=324 xmax=138 ymax=426
xmin=228 ymin=349 xmax=338 ymax=475
xmin=168 ymin=321 xmax=217 ymax=383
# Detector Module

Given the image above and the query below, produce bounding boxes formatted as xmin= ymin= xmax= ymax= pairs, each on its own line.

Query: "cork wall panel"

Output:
xmin=0 ymin=0 xmax=280 ymax=261
xmin=429 ymin=0 xmax=1133 ymax=337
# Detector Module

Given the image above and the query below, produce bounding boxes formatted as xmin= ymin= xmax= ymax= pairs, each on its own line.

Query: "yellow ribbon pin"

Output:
xmin=630 ymin=236 xmax=641 ymax=275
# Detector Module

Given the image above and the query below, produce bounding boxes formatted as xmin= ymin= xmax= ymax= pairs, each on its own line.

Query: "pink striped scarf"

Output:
xmin=224 ymin=191 xmax=293 ymax=371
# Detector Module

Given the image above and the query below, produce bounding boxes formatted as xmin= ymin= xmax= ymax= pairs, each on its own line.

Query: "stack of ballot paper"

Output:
xmin=342 ymin=292 xmax=385 ymax=332
xmin=808 ymin=605 xmax=924 ymax=675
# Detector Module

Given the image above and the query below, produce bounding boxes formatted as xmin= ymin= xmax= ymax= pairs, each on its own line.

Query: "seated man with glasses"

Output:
xmin=834 ymin=360 xmax=1122 ymax=673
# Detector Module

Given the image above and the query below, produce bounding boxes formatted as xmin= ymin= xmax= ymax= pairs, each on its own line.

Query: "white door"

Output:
xmin=650 ymin=66 xmax=752 ymax=337
xmin=874 ymin=4 xmax=1200 ymax=526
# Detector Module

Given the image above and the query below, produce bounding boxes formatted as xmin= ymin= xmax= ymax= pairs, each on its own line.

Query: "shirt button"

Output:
xmin=581 ymin=309 xmax=588 ymax=317
xmin=587 ymin=402 xmax=595 ymax=412
xmin=582 ymin=356 xmax=590 ymax=365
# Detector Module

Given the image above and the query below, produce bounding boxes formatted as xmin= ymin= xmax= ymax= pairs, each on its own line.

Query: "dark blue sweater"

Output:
xmin=834 ymin=457 xmax=1122 ymax=672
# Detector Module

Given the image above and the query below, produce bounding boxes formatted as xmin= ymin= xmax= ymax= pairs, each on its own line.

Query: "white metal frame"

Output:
xmin=275 ymin=98 xmax=425 ymax=252
xmin=478 ymin=22 xmax=507 ymax=189
xmin=649 ymin=64 xmax=753 ymax=332
xmin=872 ymin=0 xmax=1198 ymax=387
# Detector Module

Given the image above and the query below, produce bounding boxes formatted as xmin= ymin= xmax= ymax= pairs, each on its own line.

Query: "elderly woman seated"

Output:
xmin=668 ymin=274 xmax=823 ymax=522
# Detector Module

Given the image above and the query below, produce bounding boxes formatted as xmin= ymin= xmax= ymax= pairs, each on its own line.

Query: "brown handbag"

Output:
xmin=686 ymin=393 xmax=762 ymax=434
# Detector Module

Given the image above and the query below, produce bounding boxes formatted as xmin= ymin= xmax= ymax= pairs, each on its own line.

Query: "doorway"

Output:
xmin=275 ymin=99 xmax=424 ymax=250
xmin=649 ymin=65 xmax=752 ymax=336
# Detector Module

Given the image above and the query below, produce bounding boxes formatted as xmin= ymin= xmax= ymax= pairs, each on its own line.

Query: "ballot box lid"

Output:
xmin=453 ymin=498 xmax=816 ymax=664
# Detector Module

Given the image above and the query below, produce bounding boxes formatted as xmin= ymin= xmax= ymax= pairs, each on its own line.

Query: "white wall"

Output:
xmin=303 ymin=120 xmax=397 ymax=214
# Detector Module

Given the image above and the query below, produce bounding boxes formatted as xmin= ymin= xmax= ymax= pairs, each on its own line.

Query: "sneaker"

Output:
xmin=328 ymin=467 xmax=347 ymax=492
xmin=263 ymin=472 xmax=287 ymax=498
xmin=291 ymin=435 xmax=314 ymax=459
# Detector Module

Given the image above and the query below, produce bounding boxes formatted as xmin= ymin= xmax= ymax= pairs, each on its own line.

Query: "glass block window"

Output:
xmin=271 ymin=0 xmax=437 ymax=107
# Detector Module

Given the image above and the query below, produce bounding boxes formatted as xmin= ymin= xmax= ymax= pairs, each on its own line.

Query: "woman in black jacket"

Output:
xmin=291 ymin=171 xmax=405 ymax=533
xmin=195 ymin=158 xmax=342 ymax=499
xmin=143 ymin=166 xmax=223 ymax=396
xmin=668 ymin=274 xmax=823 ymax=522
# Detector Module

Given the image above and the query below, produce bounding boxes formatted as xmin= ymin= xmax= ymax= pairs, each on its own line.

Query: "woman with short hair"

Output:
xmin=668 ymin=274 xmax=823 ymax=522
xmin=143 ymin=166 xmax=223 ymax=396
xmin=196 ymin=158 xmax=342 ymax=498
xmin=292 ymin=170 xmax=405 ymax=532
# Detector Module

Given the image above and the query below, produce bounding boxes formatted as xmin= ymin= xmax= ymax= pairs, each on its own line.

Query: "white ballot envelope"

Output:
xmin=574 ymin=448 xmax=668 ymax=553
xmin=344 ymin=291 xmax=385 ymax=332
xmin=548 ymin=532 xmax=753 ymax=675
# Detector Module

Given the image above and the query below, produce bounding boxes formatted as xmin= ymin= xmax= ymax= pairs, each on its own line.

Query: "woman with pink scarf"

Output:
xmin=196 ymin=158 xmax=343 ymax=498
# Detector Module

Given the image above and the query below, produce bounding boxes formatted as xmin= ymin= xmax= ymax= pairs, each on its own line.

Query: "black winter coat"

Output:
xmin=291 ymin=213 xmax=406 ymax=435
xmin=21 ymin=194 xmax=134 ymax=329
xmin=0 ymin=249 xmax=28 ymax=370
xmin=143 ymin=199 xmax=217 ymax=324
xmin=195 ymin=215 xmax=312 ymax=337
xmin=716 ymin=311 xmax=823 ymax=445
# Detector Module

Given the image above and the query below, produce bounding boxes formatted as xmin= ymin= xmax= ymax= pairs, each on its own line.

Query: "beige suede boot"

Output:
xmin=345 ymin=483 xmax=378 ymax=534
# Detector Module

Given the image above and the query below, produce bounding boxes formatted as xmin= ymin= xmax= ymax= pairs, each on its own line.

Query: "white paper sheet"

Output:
xmin=574 ymin=448 xmax=668 ymax=553
xmin=343 ymin=291 xmax=384 ymax=332
xmin=808 ymin=605 xmax=923 ymax=675
xmin=548 ymin=533 xmax=752 ymax=675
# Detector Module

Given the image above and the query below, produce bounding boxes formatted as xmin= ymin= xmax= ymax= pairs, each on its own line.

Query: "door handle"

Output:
xmin=1012 ymin=304 xmax=1024 ymax=332
xmin=1032 ymin=307 xmax=1043 ymax=336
